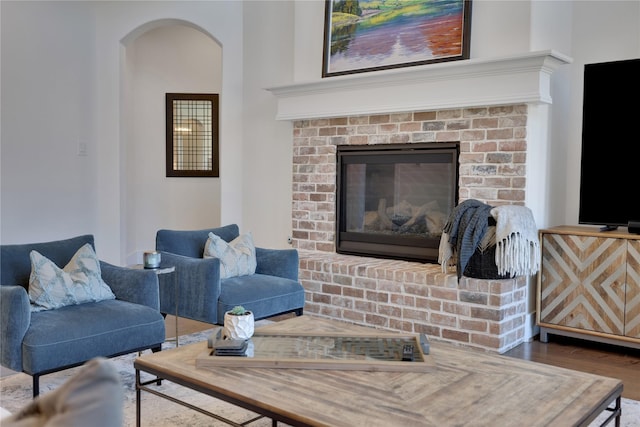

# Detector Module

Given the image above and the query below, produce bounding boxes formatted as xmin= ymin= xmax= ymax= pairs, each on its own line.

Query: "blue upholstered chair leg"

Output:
xmin=32 ymin=375 xmax=40 ymax=398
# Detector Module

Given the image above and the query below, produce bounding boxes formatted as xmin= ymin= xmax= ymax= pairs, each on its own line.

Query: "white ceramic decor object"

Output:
xmin=223 ymin=311 xmax=254 ymax=340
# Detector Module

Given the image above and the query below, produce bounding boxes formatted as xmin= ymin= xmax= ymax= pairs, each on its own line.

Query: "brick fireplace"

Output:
xmin=268 ymin=51 xmax=571 ymax=354
xmin=291 ymin=106 xmax=528 ymax=353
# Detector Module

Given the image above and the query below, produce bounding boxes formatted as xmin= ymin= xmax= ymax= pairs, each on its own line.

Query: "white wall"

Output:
xmin=242 ymin=1 xmax=295 ymax=248
xmin=93 ymin=2 xmax=245 ymax=263
xmin=1 ymin=2 xmax=97 ymax=244
xmin=1 ymin=0 xmax=639 ymax=264
xmin=124 ymin=24 xmax=222 ymax=264
xmin=1 ymin=1 xmax=245 ymax=264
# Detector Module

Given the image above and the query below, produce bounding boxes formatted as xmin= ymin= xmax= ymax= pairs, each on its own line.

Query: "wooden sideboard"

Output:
xmin=537 ymin=225 xmax=640 ymax=349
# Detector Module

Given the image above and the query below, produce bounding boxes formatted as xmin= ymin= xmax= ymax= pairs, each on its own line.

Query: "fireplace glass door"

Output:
xmin=336 ymin=143 xmax=459 ymax=263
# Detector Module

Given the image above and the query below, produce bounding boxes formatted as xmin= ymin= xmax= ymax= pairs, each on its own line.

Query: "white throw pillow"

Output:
xmin=29 ymin=243 xmax=116 ymax=311
xmin=1 ymin=358 xmax=123 ymax=427
xmin=203 ymin=232 xmax=257 ymax=279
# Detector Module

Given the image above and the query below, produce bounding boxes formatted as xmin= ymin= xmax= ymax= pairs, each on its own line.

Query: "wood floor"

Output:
xmin=167 ymin=315 xmax=640 ymax=401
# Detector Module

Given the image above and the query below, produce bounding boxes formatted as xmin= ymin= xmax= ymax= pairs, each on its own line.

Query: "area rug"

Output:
xmin=1 ymin=326 xmax=638 ymax=427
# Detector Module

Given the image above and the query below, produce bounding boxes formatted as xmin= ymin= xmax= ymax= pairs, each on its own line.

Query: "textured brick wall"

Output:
xmin=291 ymin=104 xmax=529 ymax=353
xmin=299 ymin=251 xmax=527 ymax=353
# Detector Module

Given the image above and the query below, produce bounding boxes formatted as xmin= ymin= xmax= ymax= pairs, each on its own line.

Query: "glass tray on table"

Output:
xmin=196 ymin=329 xmax=435 ymax=372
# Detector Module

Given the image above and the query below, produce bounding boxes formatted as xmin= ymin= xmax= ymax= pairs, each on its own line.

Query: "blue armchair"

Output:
xmin=0 ymin=235 xmax=166 ymax=397
xmin=155 ymin=224 xmax=305 ymax=325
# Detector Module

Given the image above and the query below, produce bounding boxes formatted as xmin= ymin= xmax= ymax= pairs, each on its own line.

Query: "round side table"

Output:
xmin=130 ymin=264 xmax=179 ymax=347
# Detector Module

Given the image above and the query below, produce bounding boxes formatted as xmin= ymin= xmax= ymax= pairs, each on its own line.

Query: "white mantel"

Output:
xmin=266 ymin=50 xmax=572 ymax=120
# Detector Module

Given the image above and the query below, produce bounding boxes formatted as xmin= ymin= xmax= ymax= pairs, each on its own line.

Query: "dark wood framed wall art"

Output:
xmin=165 ymin=93 xmax=219 ymax=177
xmin=322 ymin=0 xmax=472 ymax=77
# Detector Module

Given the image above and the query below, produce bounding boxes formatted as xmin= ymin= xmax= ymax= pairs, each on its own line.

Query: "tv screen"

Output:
xmin=578 ymin=58 xmax=640 ymax=230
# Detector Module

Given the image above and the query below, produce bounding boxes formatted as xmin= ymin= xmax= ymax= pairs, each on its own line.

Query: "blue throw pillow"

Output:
xmin=203 ymin=232 xmax=257 ymax=279
xmin=28 ymin=243 xmax=115 ymax=311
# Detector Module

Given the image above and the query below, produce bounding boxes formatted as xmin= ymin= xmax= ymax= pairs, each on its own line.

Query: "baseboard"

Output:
xmin=524 ymin=312 xmax=539 ymax=342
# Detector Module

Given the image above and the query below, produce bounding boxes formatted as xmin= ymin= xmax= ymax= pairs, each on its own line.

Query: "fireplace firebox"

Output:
xmin=336 ymin=143 xmax=459 ymax=263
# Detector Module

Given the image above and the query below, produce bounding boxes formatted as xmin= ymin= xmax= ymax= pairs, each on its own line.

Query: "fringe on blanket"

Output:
xmin=491 ymin=205 xmax=540 ymax=276
xmin=438 ymin=230 xmax=454 ymax=273
xmin=494 ymin=231 xmax=540 ymax=276
xmin=440 ymin=203 xmax=541 ymax=278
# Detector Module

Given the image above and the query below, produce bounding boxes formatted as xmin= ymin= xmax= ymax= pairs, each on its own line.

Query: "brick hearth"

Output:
xmin=291 ymin=104 xmax=530 ymax=354
xmin=299 ymin=251 xmax=527 ymax=353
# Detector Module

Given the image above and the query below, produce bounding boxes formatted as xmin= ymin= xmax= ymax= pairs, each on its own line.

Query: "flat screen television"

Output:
xmin=578 ymin=58 xmax=640 ymax=232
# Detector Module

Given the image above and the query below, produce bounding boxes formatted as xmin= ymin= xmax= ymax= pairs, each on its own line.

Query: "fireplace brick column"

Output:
xmin=291 ymin=105 xmax=530 ymax=353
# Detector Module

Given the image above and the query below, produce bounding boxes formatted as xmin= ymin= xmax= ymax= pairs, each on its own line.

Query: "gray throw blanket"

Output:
xmin=439 ymin=199 xmax=493 ymax=279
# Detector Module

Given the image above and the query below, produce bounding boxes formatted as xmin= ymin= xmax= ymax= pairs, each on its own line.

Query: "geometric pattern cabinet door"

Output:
xmin=626 ymin=240 xmax=640 ymax=338
xmin=539 ymin=233 xmax=627 ymax=336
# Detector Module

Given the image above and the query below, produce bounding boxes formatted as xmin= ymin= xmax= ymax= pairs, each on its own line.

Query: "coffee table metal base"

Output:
xmin=603 ymin=398 xmax=622 ymax=427
xmin=135 ymin=371 xmax=277 ymax=427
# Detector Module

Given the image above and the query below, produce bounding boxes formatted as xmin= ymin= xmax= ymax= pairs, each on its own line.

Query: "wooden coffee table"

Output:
xmin=134 ymin=316 xmax=622 ymax=427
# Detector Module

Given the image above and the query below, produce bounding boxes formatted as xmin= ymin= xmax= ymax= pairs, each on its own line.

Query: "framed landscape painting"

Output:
xmin=322 ymin=0 xmax=472 ymax=77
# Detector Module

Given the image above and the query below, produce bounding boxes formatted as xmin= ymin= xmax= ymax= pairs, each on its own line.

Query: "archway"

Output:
xmin=120 ymin=20 xmax=222 ymax=264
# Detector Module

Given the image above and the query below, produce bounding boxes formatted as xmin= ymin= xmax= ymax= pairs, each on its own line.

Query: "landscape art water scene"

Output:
xmin=324 ymin=0 xmax=469 ymax=76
